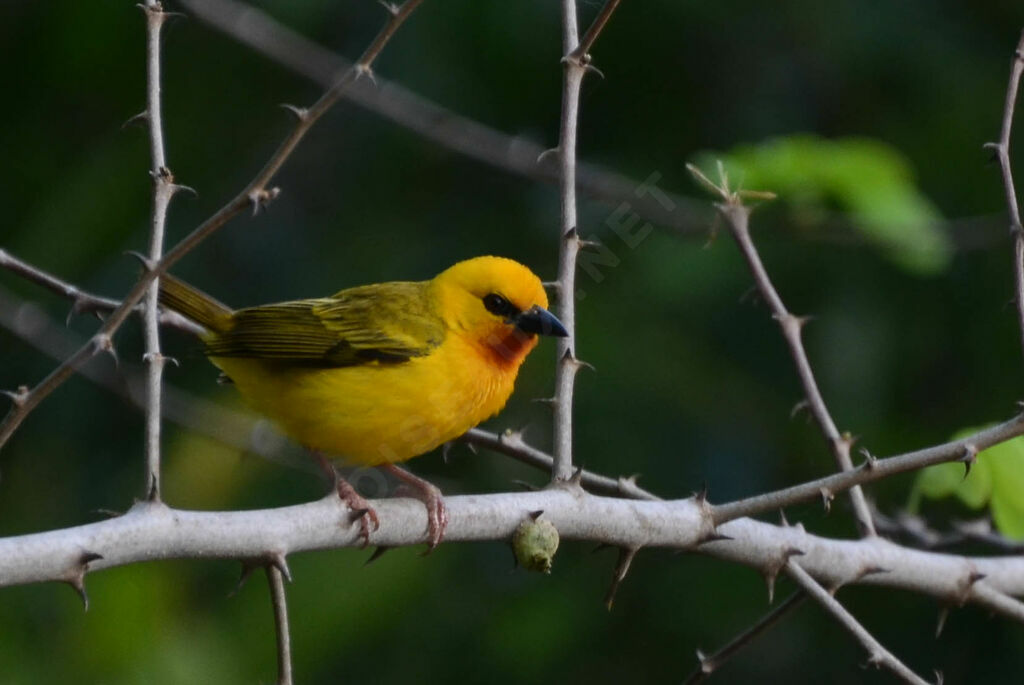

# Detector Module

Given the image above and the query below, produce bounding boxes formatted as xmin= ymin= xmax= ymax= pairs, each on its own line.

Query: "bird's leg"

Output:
xmin=381 ymin=463 xmax=448 ymax=550
xmin=312 ymin=451 xmax=380 ymax=546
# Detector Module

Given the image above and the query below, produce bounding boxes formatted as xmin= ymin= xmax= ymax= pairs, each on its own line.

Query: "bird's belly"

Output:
xmin=212 ymin=347 xmax=516 ymax=465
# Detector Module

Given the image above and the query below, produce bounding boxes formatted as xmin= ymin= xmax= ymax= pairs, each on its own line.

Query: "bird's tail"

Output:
xmin=159 ymin=275 xmax=234 ymax=334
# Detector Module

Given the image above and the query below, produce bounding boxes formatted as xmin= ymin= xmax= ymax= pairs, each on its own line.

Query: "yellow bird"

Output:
xmin=159 ymin=256 xmax=566 ymax=547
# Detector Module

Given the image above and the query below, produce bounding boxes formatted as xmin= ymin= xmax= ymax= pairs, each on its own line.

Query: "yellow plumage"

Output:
xmin=160 ymin=256 xmax=565 ymax=466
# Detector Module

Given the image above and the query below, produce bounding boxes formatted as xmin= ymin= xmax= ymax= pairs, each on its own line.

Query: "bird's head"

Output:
xmin=432 ymin=256 xmax=567 ymax=366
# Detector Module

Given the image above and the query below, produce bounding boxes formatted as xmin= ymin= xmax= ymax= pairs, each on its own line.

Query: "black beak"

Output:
xmin=513 ymin=305 xmax=568 ymax=337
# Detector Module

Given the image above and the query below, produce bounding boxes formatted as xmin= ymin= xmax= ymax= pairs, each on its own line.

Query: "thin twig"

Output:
xmin=141 ymin=0 xmax=173 ymax=501
xmin=986 ymin=29 xmax=1024 ymax=360
xmin=785 ymin=560 xmax=931 ymax=685
xmin=552 ymin=0 xmax=622 ymax=483
xmin=0 ymin=249 xmax=201 ymax=334
xmin=690 ymin=165 xmax=876 ymax=536
xmin=265 ymin=564 xmax=293 ymax=685
xmin=180 ymin=0 xmax=708 ymax=238
xmin=0 ymin=0 xmax=426 ymax=452
xmin=712 ymin=411 xmax=1024 ymax=525
xmin=461 ymin=427 xmax=658 ymax=500
xmin=682 ymin=591 xmax=806 ymax=684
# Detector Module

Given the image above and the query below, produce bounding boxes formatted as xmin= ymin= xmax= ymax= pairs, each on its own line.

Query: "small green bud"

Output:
xmin=513 ymin=513 xmax=559 ymax=573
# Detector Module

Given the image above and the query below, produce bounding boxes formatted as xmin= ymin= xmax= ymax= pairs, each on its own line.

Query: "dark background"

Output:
xmin=2 ymin=1 xmax=1024 ymax=682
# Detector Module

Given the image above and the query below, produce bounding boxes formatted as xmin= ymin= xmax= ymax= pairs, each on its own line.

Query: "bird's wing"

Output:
xmin=202 ymin=282 xmax=445 ymax=366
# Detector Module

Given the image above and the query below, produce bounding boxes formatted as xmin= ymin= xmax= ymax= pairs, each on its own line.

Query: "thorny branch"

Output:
xmin=265 ymin=564 xmax=293 ymax=685
xmin=551 ymin=0 xmax=622 ymax=483
xmin=785 ymin=561 xmax=932 ymax=685
xmin=179 ymin=0 xmax=708 ymax=238
xmin=688 ymin=163 xmax=877 ymax=537
xmin=682 ymin=591 xmax=806 ymax=684
xmin=141 ymin=0 xmax=174 ymax=501
xmin=0 ymin=0 xmax=426 ymax=452
xmin=987 ymin=29 xmax=1024 ymax=361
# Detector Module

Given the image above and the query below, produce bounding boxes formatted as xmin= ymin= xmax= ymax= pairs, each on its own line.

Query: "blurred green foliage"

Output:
xmin=912 ymin=427 xmax=1024 ymax=539
xmin=701 ymin=135 xmax=951 ymax=273
xmin=3 ymin=0 xmax=1024 ymax=683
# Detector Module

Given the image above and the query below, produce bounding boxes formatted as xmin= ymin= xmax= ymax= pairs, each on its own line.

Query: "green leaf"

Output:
xmin=694 ymin=134 xmax=951 ymax=274
xmin=910 ymin=425 xmax=1024 ymax=540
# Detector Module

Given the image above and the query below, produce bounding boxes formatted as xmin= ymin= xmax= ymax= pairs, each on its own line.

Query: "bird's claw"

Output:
xmin=335 ymin=478 xmax=379 ymax=548
xmin=385 ymin=464 xmax=448 ymax=552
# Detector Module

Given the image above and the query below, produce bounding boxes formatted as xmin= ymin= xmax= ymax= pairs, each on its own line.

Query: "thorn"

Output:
xmin=934 ymin=669 xmax=945 ymax=685
xmin=819 ymin=487 xmax=834 ymax=513
xmin=779 ymin=509 xmax=789 ymax=527
xmin=863 ymin=652 xmax=885 ymax=670
xmin=764 ymin=548 xmax=806 ymax=604
xmin=377 ymin=0 xmax=400 ymax=17
xmin=1 ymin=385 xmax=29 ymax=408
xmin=66 ymin=576 xmax=90 ymax=611
xmin=693 ymin=481 xmax=709 ymax=505
xmin=935 ymin=606 xmax=949 ymax=638
xmin=578 ymin=238 xmax=603 ymax=249
xmin=569 ymin=465 xmax=584 ymax=487
xmin=542 ymin=280 xmax=561 ymax=291
xmin=696 ymin=531 xmax=733 ymax=545
xmin=268 ymin=552 xmax=292 ymax=582
xmin=511 ymin=479 xmax=540 ymax=492
xmin=564 ymin=226 xmax=579 ymax=240
xmin=93 ymin=508 xmax=124 ymax=519
xmin=441 ymin=441 xmax=453 ymax=463
xmin=536 ymin=147 xmax=559 ymax=165
xmin=247 ymin=187 xmax=280 ymax=215
xmin=230 ymin=563 xmax=257 ymax=597
xmin=604 ymin=546 xmax=639 ymax=610
xmin=121 ymin=108 xmax=149 ymax=131
xmin=142 ymin=351 xmax=179 ymax=368
xmin=125 ymin=250 xmax=153 ymax=270
xmin=834 ymin=564 xmax=891 ymax=593
xmin=859 ymin=447 xmax=878 ymax=471
xmin=764 ymin=568 xmax=778 ymax=604
xmin=582 ymin=62 xmax=605 ymax=79
xmin=169 ymin=182 xmax=198 ymax=198
xmin=64 ymin=550 xmax=102 ymax=611
xmin=968 ymin=571 xmax=987 ymax=585
xmin=695 ymin=648 xmax=713 ymax=675
xmin=92 ymin=334 xmax=118 ymax=366
xmin=354 ymin=63 xmax=377 ymax=86
xmin=960 ymin=444 xmax=978 ymax=479
xmin=278 ymin=103 xmax=308 ymax=121
xmin=528 ymin=510 xmax=544 ymax=521
xmin=857 ymin=565 xmax=890 ymax=580
xmin=616 ymin=473 xmax=641 ymax=495
xmin=121 ymin=110 xmax=148 ymax=130
xmin=365 ymin=546 xmax=392 ymax=566
xmin=591 ymin=542 xmax=614 ymax=554
xmin=531 ymin=396 xmax=556 ymax=407
xmin=80 ymin=551 xmax=104 ymax=565
xmin=789 ymin=399 xmax=809 ymax=419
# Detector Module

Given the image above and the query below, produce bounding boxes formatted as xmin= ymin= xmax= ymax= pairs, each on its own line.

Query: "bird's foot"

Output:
xmin=312 ymin=451 xmax=380 ymax=546
xmin=382 ymin=463 xmax=448 ymax=551
xmin=335 ymin=476 xmax=380 ymax=546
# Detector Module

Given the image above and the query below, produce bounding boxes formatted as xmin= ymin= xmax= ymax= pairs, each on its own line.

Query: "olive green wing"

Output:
xmin=202 ymin=281 xmax=445 ymax=366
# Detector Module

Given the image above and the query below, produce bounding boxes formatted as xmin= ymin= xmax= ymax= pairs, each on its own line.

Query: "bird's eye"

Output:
xmin=483 ymin=293 xmax=518 ymax=318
